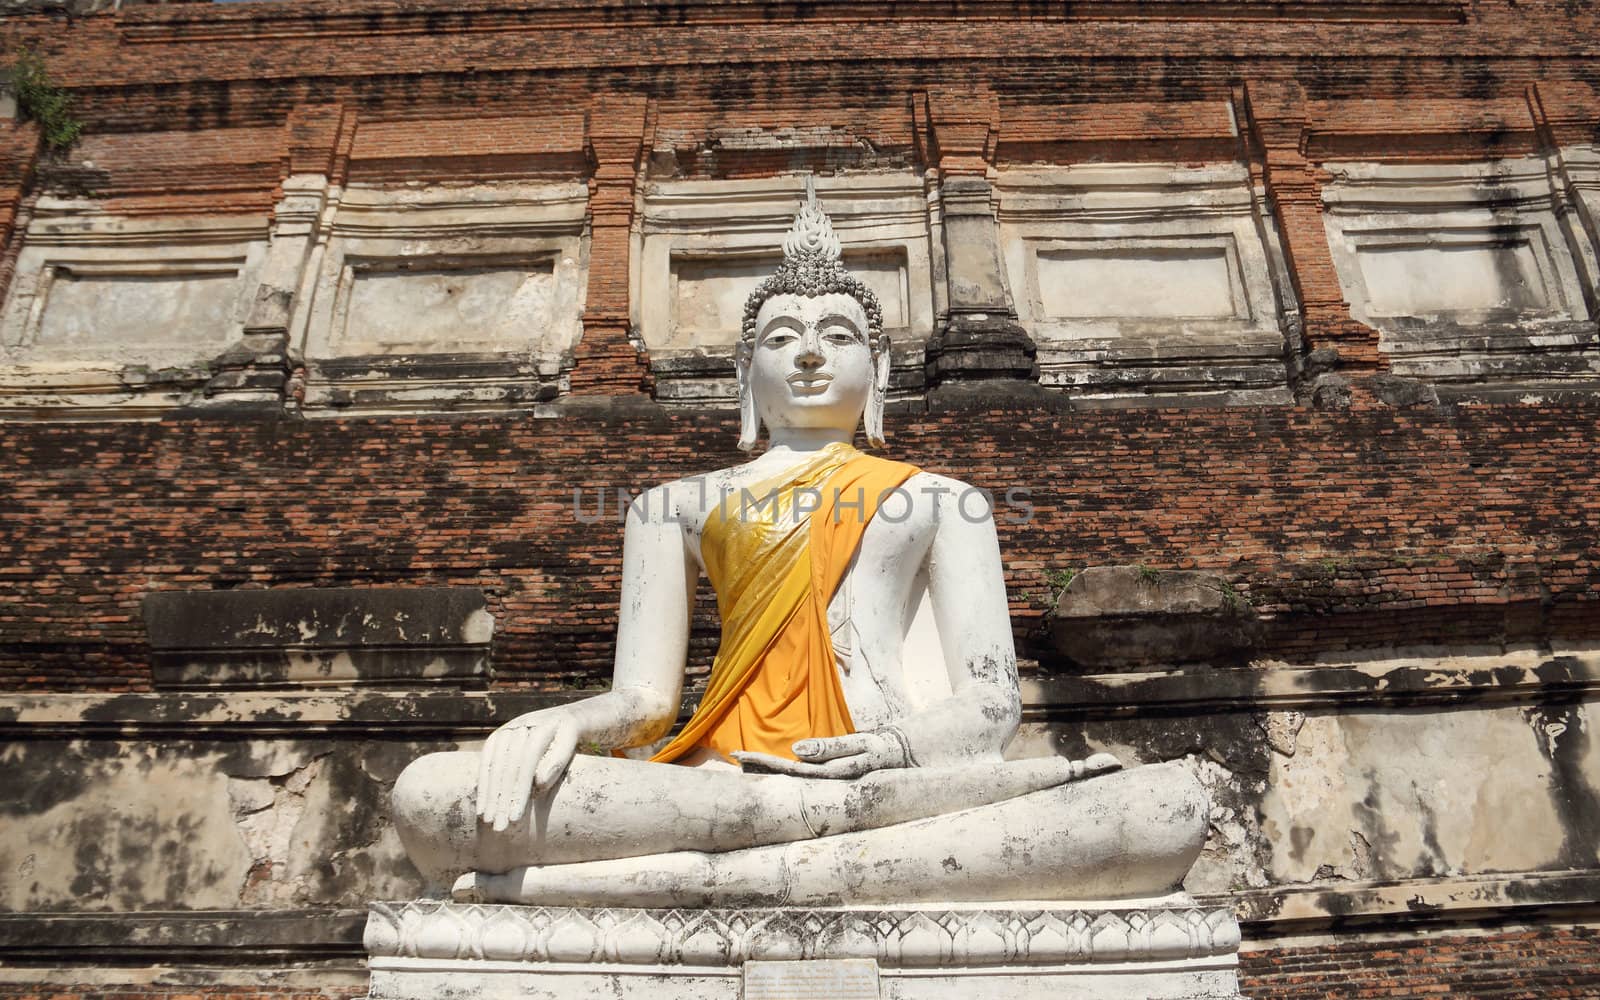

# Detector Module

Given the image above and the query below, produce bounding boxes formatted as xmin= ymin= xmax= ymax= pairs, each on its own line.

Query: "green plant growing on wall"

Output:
xmin=1043 ymin=567 xmax=1078 ymax=604
xmin=7 ymin=49 xmax=83 ymax=150
xmin=1136 ymin=564 xmax=1161 ymax=585
xmin=1216 ymin=580 xmax=1252 ymax=614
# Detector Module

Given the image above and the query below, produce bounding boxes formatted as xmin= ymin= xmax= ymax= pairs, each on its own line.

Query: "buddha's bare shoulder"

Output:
xmin=885 ymin=469 xmax=1004 ymax=526
xmin=622 ymin=465 xmax=756 ymax=528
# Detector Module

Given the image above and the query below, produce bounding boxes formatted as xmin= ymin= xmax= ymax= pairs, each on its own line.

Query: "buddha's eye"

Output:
xmin=762 ymin=331 xmax=798 ymax=347
xmin=822 ymin=325 xmax=859 ymax=344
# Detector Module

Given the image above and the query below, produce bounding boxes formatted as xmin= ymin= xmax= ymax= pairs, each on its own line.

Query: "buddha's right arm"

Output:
xmin=477 ymin=489 xmax=695 ymax=830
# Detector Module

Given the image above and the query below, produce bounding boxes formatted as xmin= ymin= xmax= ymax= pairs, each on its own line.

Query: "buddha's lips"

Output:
xmin=787 ymin=372 xmax=833 ymax=387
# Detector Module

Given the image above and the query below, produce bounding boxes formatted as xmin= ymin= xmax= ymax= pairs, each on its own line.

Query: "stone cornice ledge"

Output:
xmin=2 ymin=651 xmax=1596 ymax=736
xmin=0 ymin=689 xmax=581 ymax=739
xmin=1221 ymin=868 xmax=1600 ymax=936
xmin=1022 ymin=650 xmax=1600 ymax=720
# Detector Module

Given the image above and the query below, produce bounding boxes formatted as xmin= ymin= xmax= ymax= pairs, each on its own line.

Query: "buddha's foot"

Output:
xmin=1074 ymin=751 xmax=1122 ymax=779
xmin=462 ymin=760 xmax=1207 ymax=908
xmin=452 ymin=870 xmax=493 ymax=903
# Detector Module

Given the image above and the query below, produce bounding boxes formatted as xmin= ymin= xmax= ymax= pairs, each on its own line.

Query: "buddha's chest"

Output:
xmin=826 ymin=501 xmax=946 ymax=728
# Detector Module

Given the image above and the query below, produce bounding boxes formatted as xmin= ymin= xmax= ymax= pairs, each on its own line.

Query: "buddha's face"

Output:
xmin=747 ymin=292 xmax=877 ymax=438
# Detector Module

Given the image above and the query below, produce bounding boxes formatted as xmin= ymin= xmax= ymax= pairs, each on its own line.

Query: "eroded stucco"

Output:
xmin=0 ymin=738 xmax=430 ymax=911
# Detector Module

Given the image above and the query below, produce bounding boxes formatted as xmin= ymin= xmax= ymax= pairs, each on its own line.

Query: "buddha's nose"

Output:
xmin=797 ymin=326 xmax=824 ymax=364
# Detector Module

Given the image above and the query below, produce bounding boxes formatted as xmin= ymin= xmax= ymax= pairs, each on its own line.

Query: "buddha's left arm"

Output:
xmin=889 ymin=486 xmax=1023 ymax=766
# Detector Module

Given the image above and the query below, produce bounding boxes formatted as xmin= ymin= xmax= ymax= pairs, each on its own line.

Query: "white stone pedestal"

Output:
xmin=362 ymin=899 xmax=1245 ymax=999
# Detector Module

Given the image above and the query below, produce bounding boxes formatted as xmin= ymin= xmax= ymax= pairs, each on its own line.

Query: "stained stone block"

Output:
xmin=1356 ymin=240 xmax=1550 ymax=317
xmin=1048 ymin=566 xmax=1259 ymax=670
xmin=337 ymin=262 xmax=558 ymax=356
xmin=142 ymin=587 xmax=492 ymax=687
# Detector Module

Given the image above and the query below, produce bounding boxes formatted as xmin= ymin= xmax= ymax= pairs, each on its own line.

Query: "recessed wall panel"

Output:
xmin=1356 ymin=241 xmax=1548 ymax=317
xmin=36 ymin=268 xmax=242 ymax=348
xmin=1035 ymin=246 xmax=1236 ymax=320
xmin=337 ymin=262 xmax=556 ymax=354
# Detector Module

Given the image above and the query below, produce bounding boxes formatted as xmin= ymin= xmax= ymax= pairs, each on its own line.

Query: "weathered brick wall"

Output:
xmin=3 ymin=1 xmax=1600 ymax=993
xmin=2 ymin=399 xmax=1596 ymax=691
xmin=1241 ymin=926 xmax=1600 ymax=998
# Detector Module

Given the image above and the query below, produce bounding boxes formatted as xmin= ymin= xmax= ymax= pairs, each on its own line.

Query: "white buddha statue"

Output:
xmin=391 ymin=182 xmax=1209 ymax=908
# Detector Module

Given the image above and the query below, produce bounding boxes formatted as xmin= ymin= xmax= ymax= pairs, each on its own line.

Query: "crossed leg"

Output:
xmin=390 ymin=750 xmax=1115 ymax=888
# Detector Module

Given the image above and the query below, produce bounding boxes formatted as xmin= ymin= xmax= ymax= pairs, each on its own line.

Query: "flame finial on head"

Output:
xmin=740 ymin=176 xmax=884 ymax=342
xmin=782 ymin=175 xmax=843 ymax=263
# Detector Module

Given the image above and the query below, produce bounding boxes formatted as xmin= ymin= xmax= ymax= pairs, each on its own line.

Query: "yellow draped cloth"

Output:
xmin=651 ymin=443 xmax=920 ymax=764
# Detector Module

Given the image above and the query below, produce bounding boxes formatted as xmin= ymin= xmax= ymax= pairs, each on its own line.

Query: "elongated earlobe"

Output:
xmin=865 ymin=334 xmax=890 ymax=448
xmin=736 ymin=341 xmax=760 ymax=451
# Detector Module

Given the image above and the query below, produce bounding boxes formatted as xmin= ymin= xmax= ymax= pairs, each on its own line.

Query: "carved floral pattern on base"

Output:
xmin=364 ymin=901 xmax=1242 ymax=969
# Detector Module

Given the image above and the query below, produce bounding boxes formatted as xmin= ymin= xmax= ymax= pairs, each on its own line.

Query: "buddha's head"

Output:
xmin=735 ymin=180 xmax=890 ymax=451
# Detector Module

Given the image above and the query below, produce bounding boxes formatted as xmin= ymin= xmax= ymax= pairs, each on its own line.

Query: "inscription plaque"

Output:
xmin=743 ymin=958 xmax=880 ymax=1000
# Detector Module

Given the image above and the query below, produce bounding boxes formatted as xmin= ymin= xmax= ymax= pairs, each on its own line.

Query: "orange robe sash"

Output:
xmin=651 ymin=443 xmax=920 ymax=764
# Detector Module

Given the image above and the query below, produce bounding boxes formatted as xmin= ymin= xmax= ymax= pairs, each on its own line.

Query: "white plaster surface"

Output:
xmin=1356 ymin=240 xmax=1549 ymax=317
xmin=0 ymin=738 xmax=421 ymax=911
xmin=1163 ymin=696 xmax=1595 ymax=897
xmin=1035 ymin=246 xmax=1237 ymax=320
xmin=364 ymin=962 xmax=1244 ymax=1000
xmin=744 ymin=959 xmax=877 ymax=999
xmin=0 ymin=746 xmax=254 ymax=911
xmin=1261 ymin=707 xmax=1573 ymax=883
xmin=997 ymin=164 xmax=1278 ymax=337
xmin=339 ymin=261 xmax=558 ymax=354
xmin=35 ymin=269 xmax=245 ymax=348
xmin=0 ymin=204 xmax=267 ymax=362
xmin=1559 ymin=144 xmax=1600 ymax=304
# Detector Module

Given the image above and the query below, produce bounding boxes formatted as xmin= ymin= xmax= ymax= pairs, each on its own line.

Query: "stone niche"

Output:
xmin=296 ymin=182 xmax=588 ymax=413
xmin=997 ymin=164 xmax=1296 ymax=405
xmin=638 ymin=174 xmax=935 ymax=403
xmin=1322 ymin=157 xmax=1600 ymax=391
xmin=0 ymin=200 xmax=269 ymax=415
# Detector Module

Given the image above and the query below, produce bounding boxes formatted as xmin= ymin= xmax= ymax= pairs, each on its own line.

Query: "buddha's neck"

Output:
xmin=763 ymin=427 xmax=854 ymax=456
